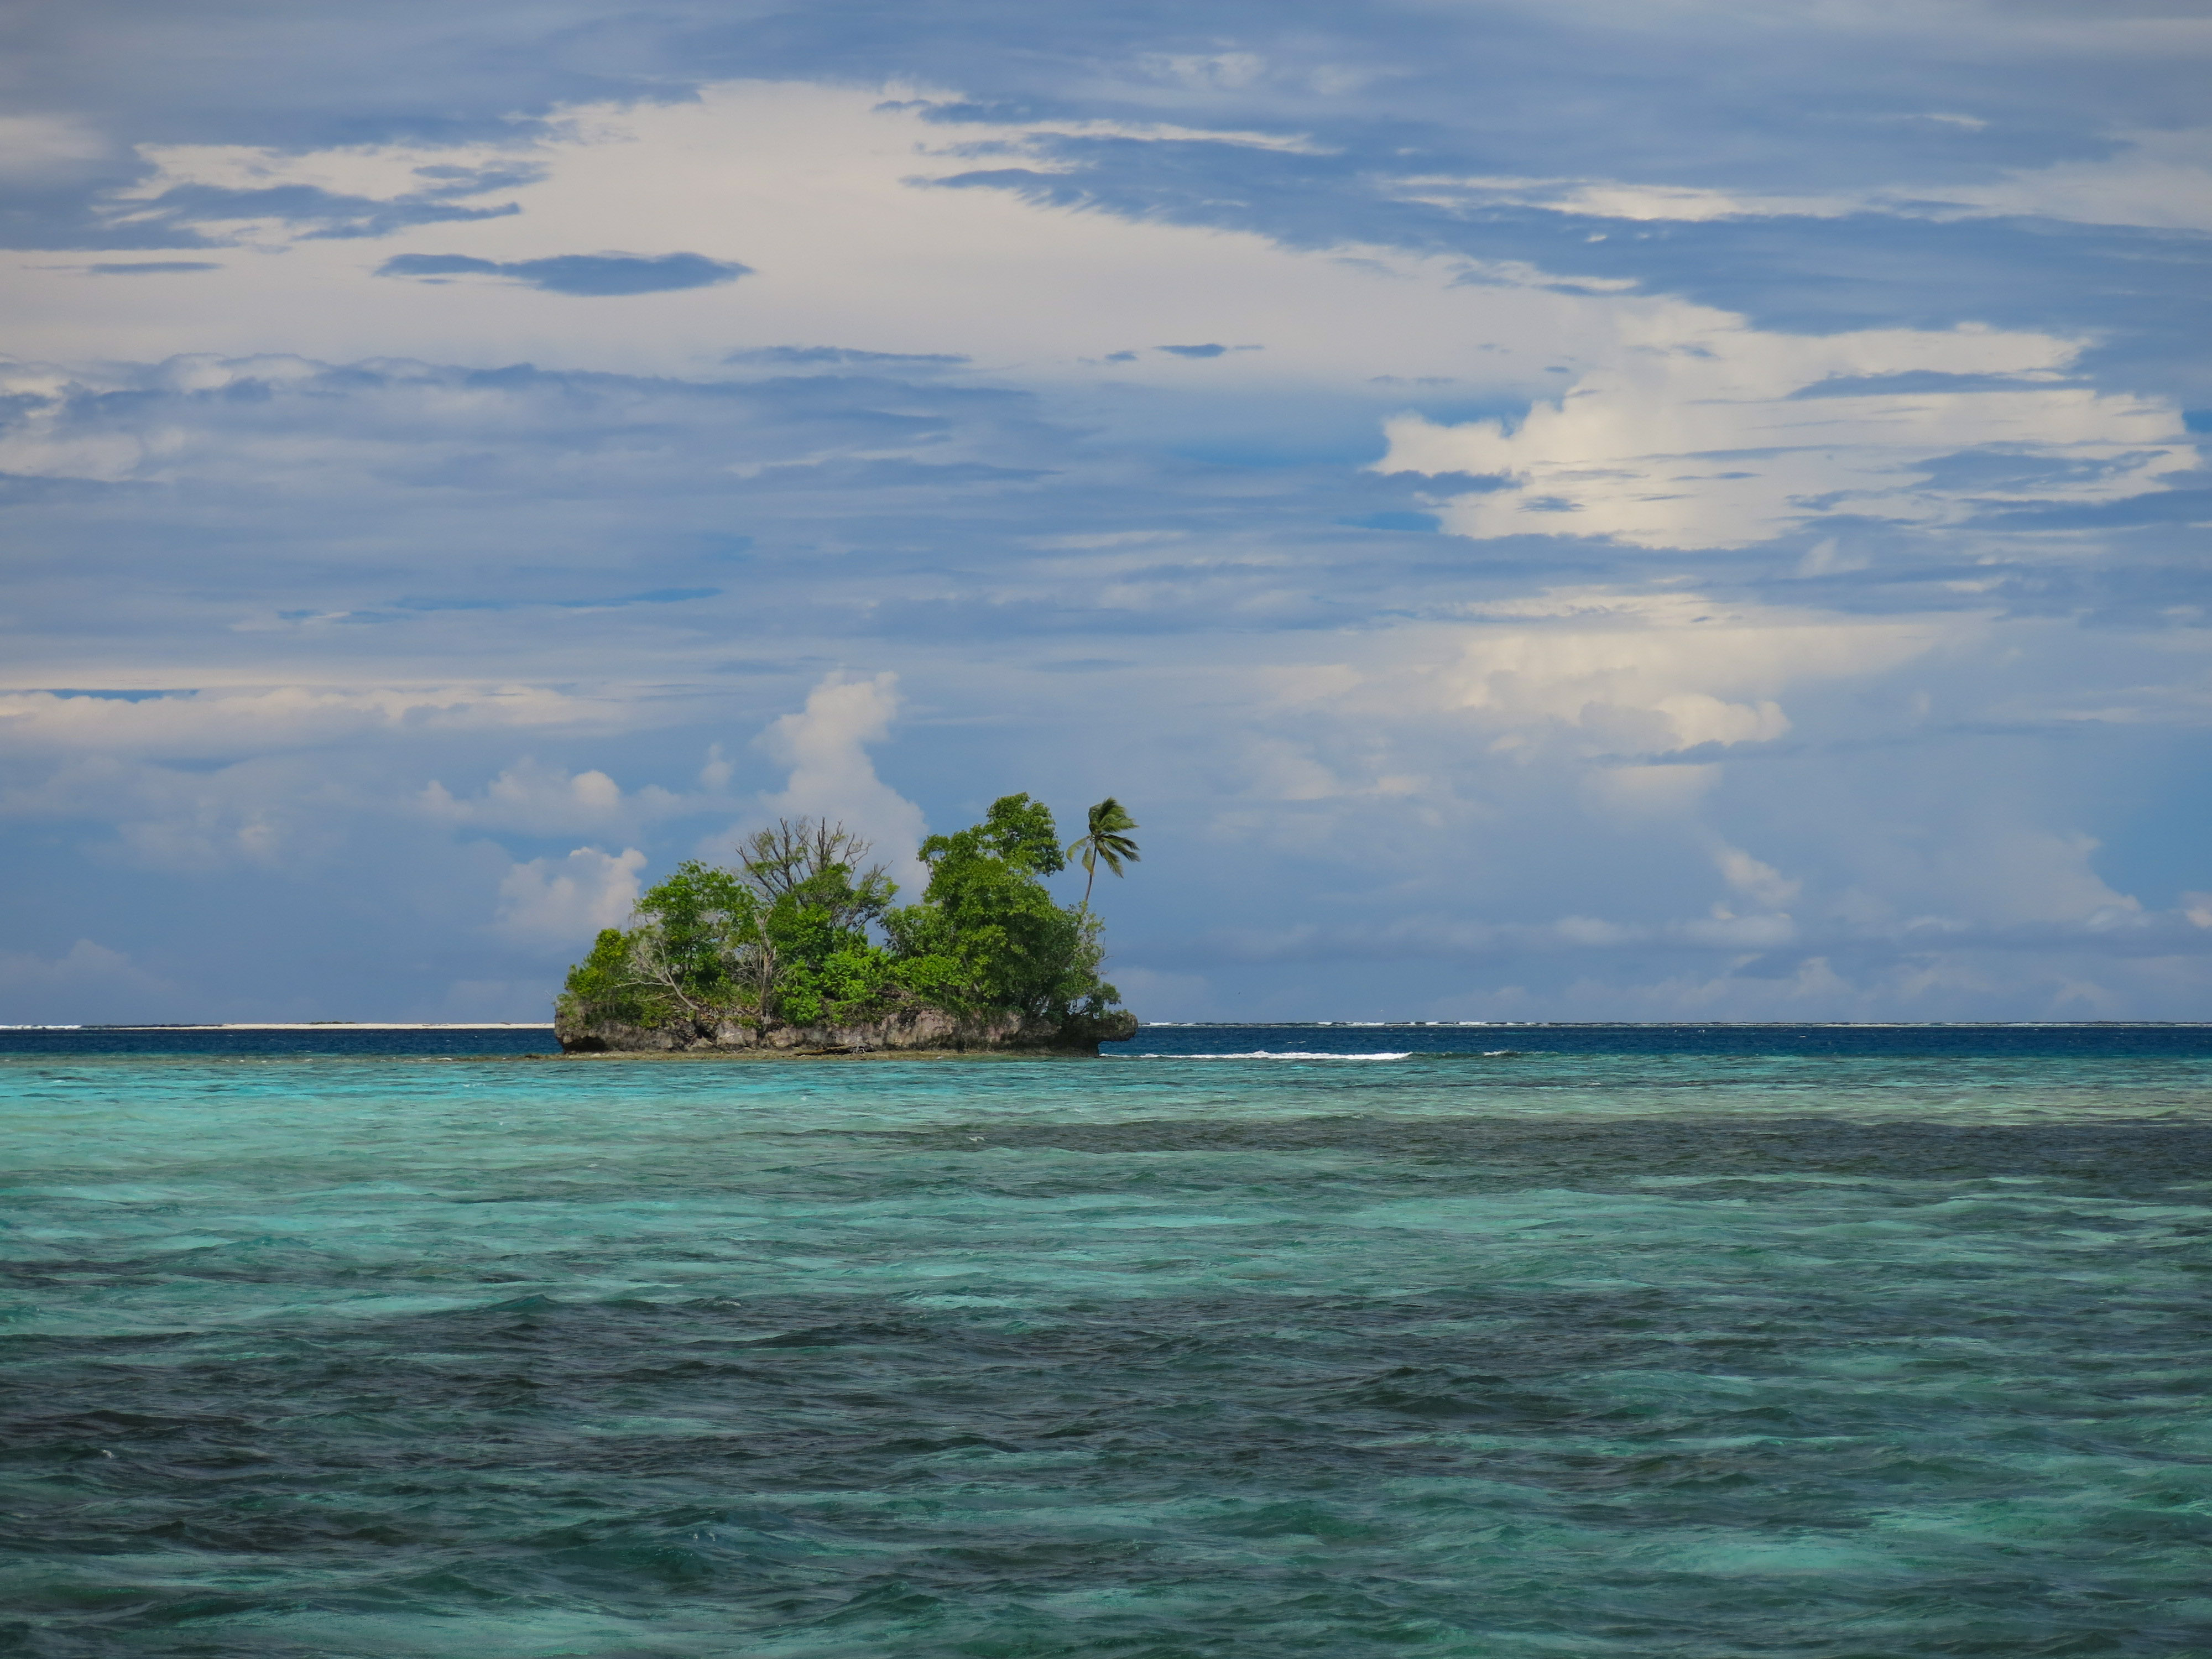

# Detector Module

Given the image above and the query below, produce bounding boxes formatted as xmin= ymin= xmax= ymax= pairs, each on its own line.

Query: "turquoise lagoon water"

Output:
xmin=4 ymin=1027 xmax=2209 ymax=1657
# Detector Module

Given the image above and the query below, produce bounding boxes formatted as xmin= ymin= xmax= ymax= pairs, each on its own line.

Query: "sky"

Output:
xmin=3 ymin=0 xmax=2211 ymax=1024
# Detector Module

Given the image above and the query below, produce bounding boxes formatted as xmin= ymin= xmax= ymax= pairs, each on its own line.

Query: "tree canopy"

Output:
xmin=559 ymin=794 xmax=1129 ymax=1039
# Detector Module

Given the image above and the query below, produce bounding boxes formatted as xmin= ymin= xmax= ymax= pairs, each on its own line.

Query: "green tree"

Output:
xmin=1065 ymin=797 xmax=1140 ymax=914
xmin=628 ymin=859 xmax=764 ymax=1021
xmin=884 ymin=794 xmax=1117 ymax=1020
xmin=736 ymin=818 xmax=896 ymax=926
xmin=558 ymin=820 xmax=899 ymax=1032
xmin=560 ymin=797 xmax=1125 ymax=1037
xmin=737 ymin=819 xmax=896 ymax=1024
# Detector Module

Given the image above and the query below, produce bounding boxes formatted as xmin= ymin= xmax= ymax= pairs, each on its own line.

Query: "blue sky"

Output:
xmin=4 ymin=0 xmax=2211 ymax=1021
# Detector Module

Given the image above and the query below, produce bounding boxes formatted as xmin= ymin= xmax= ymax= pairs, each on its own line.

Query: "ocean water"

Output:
xmin=4 ymin=1027 xmax=2209 ymax=1657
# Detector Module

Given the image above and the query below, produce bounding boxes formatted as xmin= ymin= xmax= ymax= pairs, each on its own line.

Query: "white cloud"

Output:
xmin=1939 ymin=126 xmax=2212 ymax=232
xmin=0 ymin=82 xmax=1598 ymax=397
xmin=0 ymin=940 xmax=177 ymax=1023
xmin=113 ymin=799 xmax=288 ymax=871
xmin=495 ymin=845 xmax=646 ymax=942
xmin=1139 ymin=52 xmax=1272 ymax=91
xmin=1376 ymin=311 xmax=2194 ymax=550
xmin=0 ymin=753 xmax=332 ymax=870
xmin=424 ymin=760 xmax=621 ymax=829
xmin=4 ymin=46 xmax=2208 ymax=1026
xmin=925 ymin=107 xmax=1334 ymax=155
xmin=1714 ymin=845 xmax=1802 ymax=908
xmin=420 ymin=758 xmax=692 ymax=834
xmin=753 ymin=672 xmax=930 ymax=894
xmin=1387 ymin=173 xmax=1872 ymax=224
xmin=0 ymin=686 xmax=625 ymax=755
xmin=1583 ymin=762 xmax=1721 ymax=817
xmin=1859 ymin=827 xmax=2142 ymax=931
xmin=1235 ymin=737 xmax=1357 ymax=802
xmin=0 ymin=115 xmax=111 ymax=180
xmin=1387 ymin=127 xmax=2212 ymax=234
xmin=105 ymin=139 xmax=519 ymax=216
xmin=1361 ymin=587 xmax=1944 ymax=758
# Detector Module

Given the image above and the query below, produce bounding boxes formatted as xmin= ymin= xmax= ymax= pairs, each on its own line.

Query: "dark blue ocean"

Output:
xmin=4 ymin=1025 xmax=2208 ymax=1656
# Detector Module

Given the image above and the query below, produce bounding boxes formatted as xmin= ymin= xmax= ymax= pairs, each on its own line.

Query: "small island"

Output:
xmin=556 ymin=794 xmax=1139 ymax=1055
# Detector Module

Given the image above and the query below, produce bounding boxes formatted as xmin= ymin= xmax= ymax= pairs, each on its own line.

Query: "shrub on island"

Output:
xmin=555 ymin=794 xmax=1138 ymax=1054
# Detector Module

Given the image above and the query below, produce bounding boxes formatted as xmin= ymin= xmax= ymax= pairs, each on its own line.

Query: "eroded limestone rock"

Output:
xmin=556 ymin=1003 xmax=1136 ymax=1055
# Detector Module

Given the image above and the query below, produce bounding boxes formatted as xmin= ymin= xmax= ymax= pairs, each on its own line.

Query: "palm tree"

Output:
xmin=1066 ymin=797 xmax=1140 ymax=914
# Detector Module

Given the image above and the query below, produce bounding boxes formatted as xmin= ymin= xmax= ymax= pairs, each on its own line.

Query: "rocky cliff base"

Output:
xmin=556 ymin=1005 xmax=1138 ymax=1056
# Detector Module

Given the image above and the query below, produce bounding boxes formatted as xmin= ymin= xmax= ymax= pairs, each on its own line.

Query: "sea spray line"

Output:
xmin=1134 ymin=1050 xmax=1416 ymax=1061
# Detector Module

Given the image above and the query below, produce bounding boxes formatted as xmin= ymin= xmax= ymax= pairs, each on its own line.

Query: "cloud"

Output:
xmin=1714 ymin=845 xmax=1801 ymax=909
xmin=726 ymin=345 xmax=969 ymax=367
xmin=495 ymin=846 xmax=647 ymax=942
xmin=130 ymin=184 xmax=522 ymax=242
xmin=0 ymin=85 xmax=1658 ymax=388
xmin=4 ymin=13 xmax=2212 ymax=1021
xmin=1375 ymin=315 xmax=2195 ymax=550
xmin=1372 ymin=138 xmax=2212 ymax=238
xmin=81 ymin=147 xmax=539 ymax=243
xmin=754 ymin=672 xmax=930 ymax=894
xmin=1360 ymin=587 xmax=1944 ymax=759
xmin=1937 ymin=127 xmax=2212 ymax=233
xmin=422 ymin=759 xmax=646 ymax=835
xmin=0 ymin=115 xmax=111 ymax=182
xmin=1159 ymin=343 xmax=1228 ymax=358
xmin=420 ymin=756 xmax=729 ymax=836
xmin=0 ymin=687 xmax=627 ymax=757
xmin=0 ymin=939 xmax=178 ymax=1024
xmin=0 ymin=308 xmax=2199 ymax=1016
xmin=377 ymin=251 xmax=752 ymax=295
xmin=84 ymin=260 xmax=221 ymax=274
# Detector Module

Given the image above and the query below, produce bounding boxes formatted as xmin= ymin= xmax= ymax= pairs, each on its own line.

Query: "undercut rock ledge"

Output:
xmin=556 ymin=1005 xmax=1138 ymax=1056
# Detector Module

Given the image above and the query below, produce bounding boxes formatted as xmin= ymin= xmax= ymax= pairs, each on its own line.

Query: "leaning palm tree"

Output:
xmin=1066 ymin=797 xmax=1140 ymax=914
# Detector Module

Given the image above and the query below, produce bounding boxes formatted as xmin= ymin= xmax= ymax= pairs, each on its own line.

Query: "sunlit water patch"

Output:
xmin=3 ymin=1030 xmax=2209 ymax=1656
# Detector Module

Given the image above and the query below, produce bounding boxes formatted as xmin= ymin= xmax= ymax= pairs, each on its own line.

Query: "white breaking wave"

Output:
xmin=1134 ymin=1050 xmax=1413 ymax=1061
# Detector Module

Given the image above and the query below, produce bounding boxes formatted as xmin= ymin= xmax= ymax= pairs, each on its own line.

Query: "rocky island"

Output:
xmin=555 ymin=794 xmax=1139 ymax=1055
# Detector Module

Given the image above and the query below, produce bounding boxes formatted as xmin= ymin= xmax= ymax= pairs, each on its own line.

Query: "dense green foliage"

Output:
xmin=558 ymin=795 xmax=1128 ymax=1036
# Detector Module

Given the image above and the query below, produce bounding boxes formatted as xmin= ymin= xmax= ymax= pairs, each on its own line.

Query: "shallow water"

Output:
xmin=5 ymin=1031 xmax=2209 ymax=1656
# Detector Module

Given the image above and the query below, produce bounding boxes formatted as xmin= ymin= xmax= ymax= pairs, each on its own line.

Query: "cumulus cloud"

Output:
xmin=753 ymin=673 xmax=930 ymax=894
xmin=420 ymin=759 xmax=693 ymax=835
xmin=0 ymin=939 xmax=177 ymax=1024
xmin=1338 ymin=588 xmax=1945 ymax=760
xmin=495 ymin=846 xmax=647 ymax=942
xmin=1714 ymin=845 xmax=1802 ymax=910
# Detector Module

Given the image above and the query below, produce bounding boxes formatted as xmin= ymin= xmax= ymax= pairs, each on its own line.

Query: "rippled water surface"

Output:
xmin=5 ymin=1029 xmax=2209 ymax=1657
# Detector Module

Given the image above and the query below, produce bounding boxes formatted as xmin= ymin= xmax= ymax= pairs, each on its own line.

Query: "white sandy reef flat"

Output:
xmin=100 ymin=1022 xmax=555 ymax=1031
